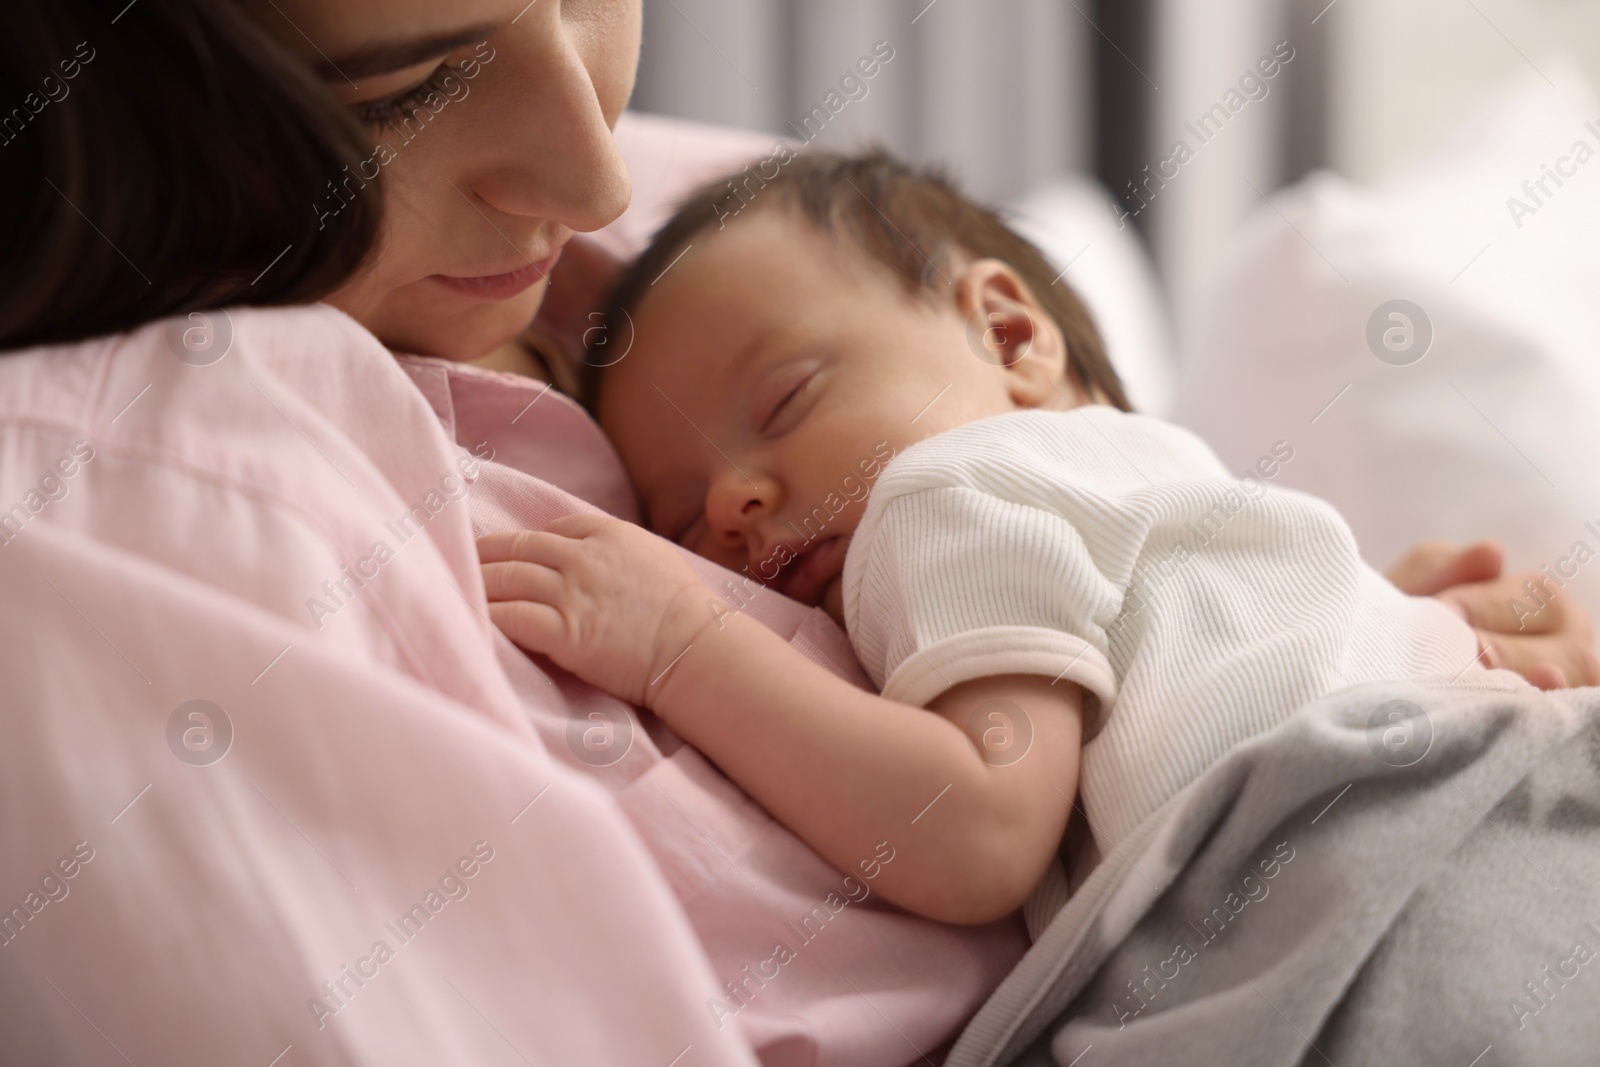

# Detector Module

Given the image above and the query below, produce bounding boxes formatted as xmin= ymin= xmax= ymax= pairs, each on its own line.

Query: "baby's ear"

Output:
xmin=955 ymin=259 xmax=1069 ymax=409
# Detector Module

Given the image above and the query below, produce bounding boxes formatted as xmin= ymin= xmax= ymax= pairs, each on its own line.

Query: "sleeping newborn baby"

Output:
xmin=479 ymin=149 xmax=1486 ymax=933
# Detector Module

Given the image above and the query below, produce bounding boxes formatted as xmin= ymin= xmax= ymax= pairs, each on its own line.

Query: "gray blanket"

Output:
xmin=946 ymin=674 xmax=1600 ymax=1067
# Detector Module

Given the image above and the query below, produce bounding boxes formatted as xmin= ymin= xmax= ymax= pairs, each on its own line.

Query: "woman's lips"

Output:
xmin=430 ymin=248 xmax=563 ymax=301
xmin=772 ymin=536 xmax=846 ymax=606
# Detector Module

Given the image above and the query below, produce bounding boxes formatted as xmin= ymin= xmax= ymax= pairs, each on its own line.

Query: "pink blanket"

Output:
xmin=0 ymin=118 xmax=1024 ymax=1067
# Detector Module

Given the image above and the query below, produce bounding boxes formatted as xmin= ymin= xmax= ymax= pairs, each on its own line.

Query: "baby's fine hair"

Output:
xmin=585 ymin=147 xmax=1131 ymax=413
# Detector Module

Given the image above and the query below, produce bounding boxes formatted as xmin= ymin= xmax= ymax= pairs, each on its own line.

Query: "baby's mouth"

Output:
xmin=762 ymin=535 xmax=848 ymax=607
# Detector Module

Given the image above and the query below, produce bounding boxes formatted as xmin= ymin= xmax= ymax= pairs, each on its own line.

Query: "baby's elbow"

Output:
xmin=919 ymin=854 xmax=1042 ymax=926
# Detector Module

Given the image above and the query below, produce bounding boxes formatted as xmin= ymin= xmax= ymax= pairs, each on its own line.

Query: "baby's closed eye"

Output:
xmin=751 ymin=359 xmax=824 ymax=437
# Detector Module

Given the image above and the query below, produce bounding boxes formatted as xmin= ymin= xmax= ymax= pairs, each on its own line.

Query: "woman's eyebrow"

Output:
xmin=319 ymin=23 xmax=498 ymax=80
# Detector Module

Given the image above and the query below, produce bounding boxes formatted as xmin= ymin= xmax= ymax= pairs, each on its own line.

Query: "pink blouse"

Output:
xmin=0 ymin=302 xmax=1024 ymax=1061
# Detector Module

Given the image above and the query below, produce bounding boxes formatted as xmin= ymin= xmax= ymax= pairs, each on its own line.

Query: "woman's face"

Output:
xmin=253 ymin=0 xmax=640 ymax=360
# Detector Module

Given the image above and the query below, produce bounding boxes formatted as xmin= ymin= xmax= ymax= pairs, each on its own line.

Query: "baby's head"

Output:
xmin=588 ymin=148 xmax=1129 ymax=622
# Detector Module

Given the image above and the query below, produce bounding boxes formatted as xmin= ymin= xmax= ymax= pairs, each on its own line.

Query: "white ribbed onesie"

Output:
xmin=841 ymin=407 xmax=1481 ymax=933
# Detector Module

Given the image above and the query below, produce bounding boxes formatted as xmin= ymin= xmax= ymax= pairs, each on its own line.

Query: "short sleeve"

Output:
xmin=843 ymin=484 xmax=1124 ymax=718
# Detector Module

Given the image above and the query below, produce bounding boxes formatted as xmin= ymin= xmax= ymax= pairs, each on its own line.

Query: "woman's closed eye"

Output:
xmin=353 ymin=51 xmax=480 ymax=127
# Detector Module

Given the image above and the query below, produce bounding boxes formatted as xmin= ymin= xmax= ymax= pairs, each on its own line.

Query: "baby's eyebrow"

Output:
xmin=725 ymin=322 xmax=796 ymax=386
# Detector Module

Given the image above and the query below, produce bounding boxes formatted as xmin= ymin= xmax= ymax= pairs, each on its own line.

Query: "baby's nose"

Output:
xmin=707 ymin=472 xmax=782 ymax=536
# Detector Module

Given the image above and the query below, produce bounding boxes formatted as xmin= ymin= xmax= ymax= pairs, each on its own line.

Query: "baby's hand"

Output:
xmin=478 ymin=515 xmax=722 ymax=707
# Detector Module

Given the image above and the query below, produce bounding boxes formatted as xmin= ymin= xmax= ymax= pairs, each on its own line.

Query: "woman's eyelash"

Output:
xmin=355 ymin=61 xmax=467 ymax=127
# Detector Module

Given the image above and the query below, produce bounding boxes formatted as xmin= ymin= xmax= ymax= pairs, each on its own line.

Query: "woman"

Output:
xmin=0 ymin=1 xmax=1592 ymax=1064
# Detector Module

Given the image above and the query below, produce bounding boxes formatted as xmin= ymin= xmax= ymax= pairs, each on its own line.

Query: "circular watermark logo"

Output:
xmin=964 ymin=698 xmax=1034 ymax=767
xmin=566 ymin=702 xmax=634 ymax=767
xmin=1365 ymin=300 xmax=1432 ymax=366
xmin=582 ymin=307 xmax=635 ymax=369
xmin=165 ymin=309 xmax=234 ymax=367
xmin=965 ymin=303 xmax=1034 ymax=367
xmin=1367 ymin=699 xmax=1433 ymax=767
xmin=166 ymin=699 xmax=233 ymax=766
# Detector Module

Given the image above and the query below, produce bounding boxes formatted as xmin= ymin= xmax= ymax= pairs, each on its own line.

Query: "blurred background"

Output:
xmin=628 ymin=0 xmax=1600 ymax=340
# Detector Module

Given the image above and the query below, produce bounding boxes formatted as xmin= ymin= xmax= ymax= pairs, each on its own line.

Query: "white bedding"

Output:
xmin=1174 ymin=66 xmax=1600 ymax=622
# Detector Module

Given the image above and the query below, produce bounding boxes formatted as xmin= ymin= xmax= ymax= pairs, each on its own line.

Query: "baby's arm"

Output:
xmin=479 ymin=515 xmax=1082 ymax=925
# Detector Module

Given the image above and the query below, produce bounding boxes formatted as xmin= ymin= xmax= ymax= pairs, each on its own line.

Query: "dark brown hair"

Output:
xmin=586 ymin=147 xmax=1131 ymax=412
xmin=0 ymin=0 xmax=381 ymax=351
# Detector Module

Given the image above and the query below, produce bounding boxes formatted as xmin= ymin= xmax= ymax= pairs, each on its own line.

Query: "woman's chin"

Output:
xmin=339 ymin=277 xmax=549 ymax=362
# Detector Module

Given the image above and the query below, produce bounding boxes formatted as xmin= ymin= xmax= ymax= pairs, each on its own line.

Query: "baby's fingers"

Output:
xmin=1386 ymin=538 xmax=1503 ymax=596
xmin=1479 ymin=630 xmax=1600 ymax=689
xmin=481 ymin=560 xmax=564 ymax=605
xmin=478 ymin=529 xmax=575 ymax=566
xmin=1442 ymin=577 xmax=1574 ymax=637
xmin=544 ymin=512 xmax=616 ymax=539
xmin=487 ymin=599 xmax=566 ymax=655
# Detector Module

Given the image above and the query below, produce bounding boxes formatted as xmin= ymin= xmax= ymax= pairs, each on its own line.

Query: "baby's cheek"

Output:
xmin=684 ymin=529 xmax=744 ymax=574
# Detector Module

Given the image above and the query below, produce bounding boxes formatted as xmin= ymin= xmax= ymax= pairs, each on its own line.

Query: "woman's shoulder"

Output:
xmin=0 ymin=305 xmax=509 ymax=706
xmin=0 ymin=302 xmax=438 ymax=461
xmin=0 ymin=302 xmax=374 ymax=430
xmin=0 ymin=303 xmax=454 ymax=548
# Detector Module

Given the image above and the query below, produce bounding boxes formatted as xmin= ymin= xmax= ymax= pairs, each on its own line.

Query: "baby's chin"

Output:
xmin=822 ymin=575 xmax=845 ymax=628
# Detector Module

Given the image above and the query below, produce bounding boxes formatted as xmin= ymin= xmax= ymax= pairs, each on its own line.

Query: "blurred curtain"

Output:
xmin=1145 ymin=0 xmax=1327 ymax=331
xmin=629 ymin=0 xmax=1328 ymax=339
xmin=630 ymin=0 xmax=1092 ymax=204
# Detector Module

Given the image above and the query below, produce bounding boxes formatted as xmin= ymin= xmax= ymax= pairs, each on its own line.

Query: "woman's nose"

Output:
xmin=706 ymin=471 xmax=781 ymax=550
xmin=469 ymin=18 xmax=633 ymax=233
